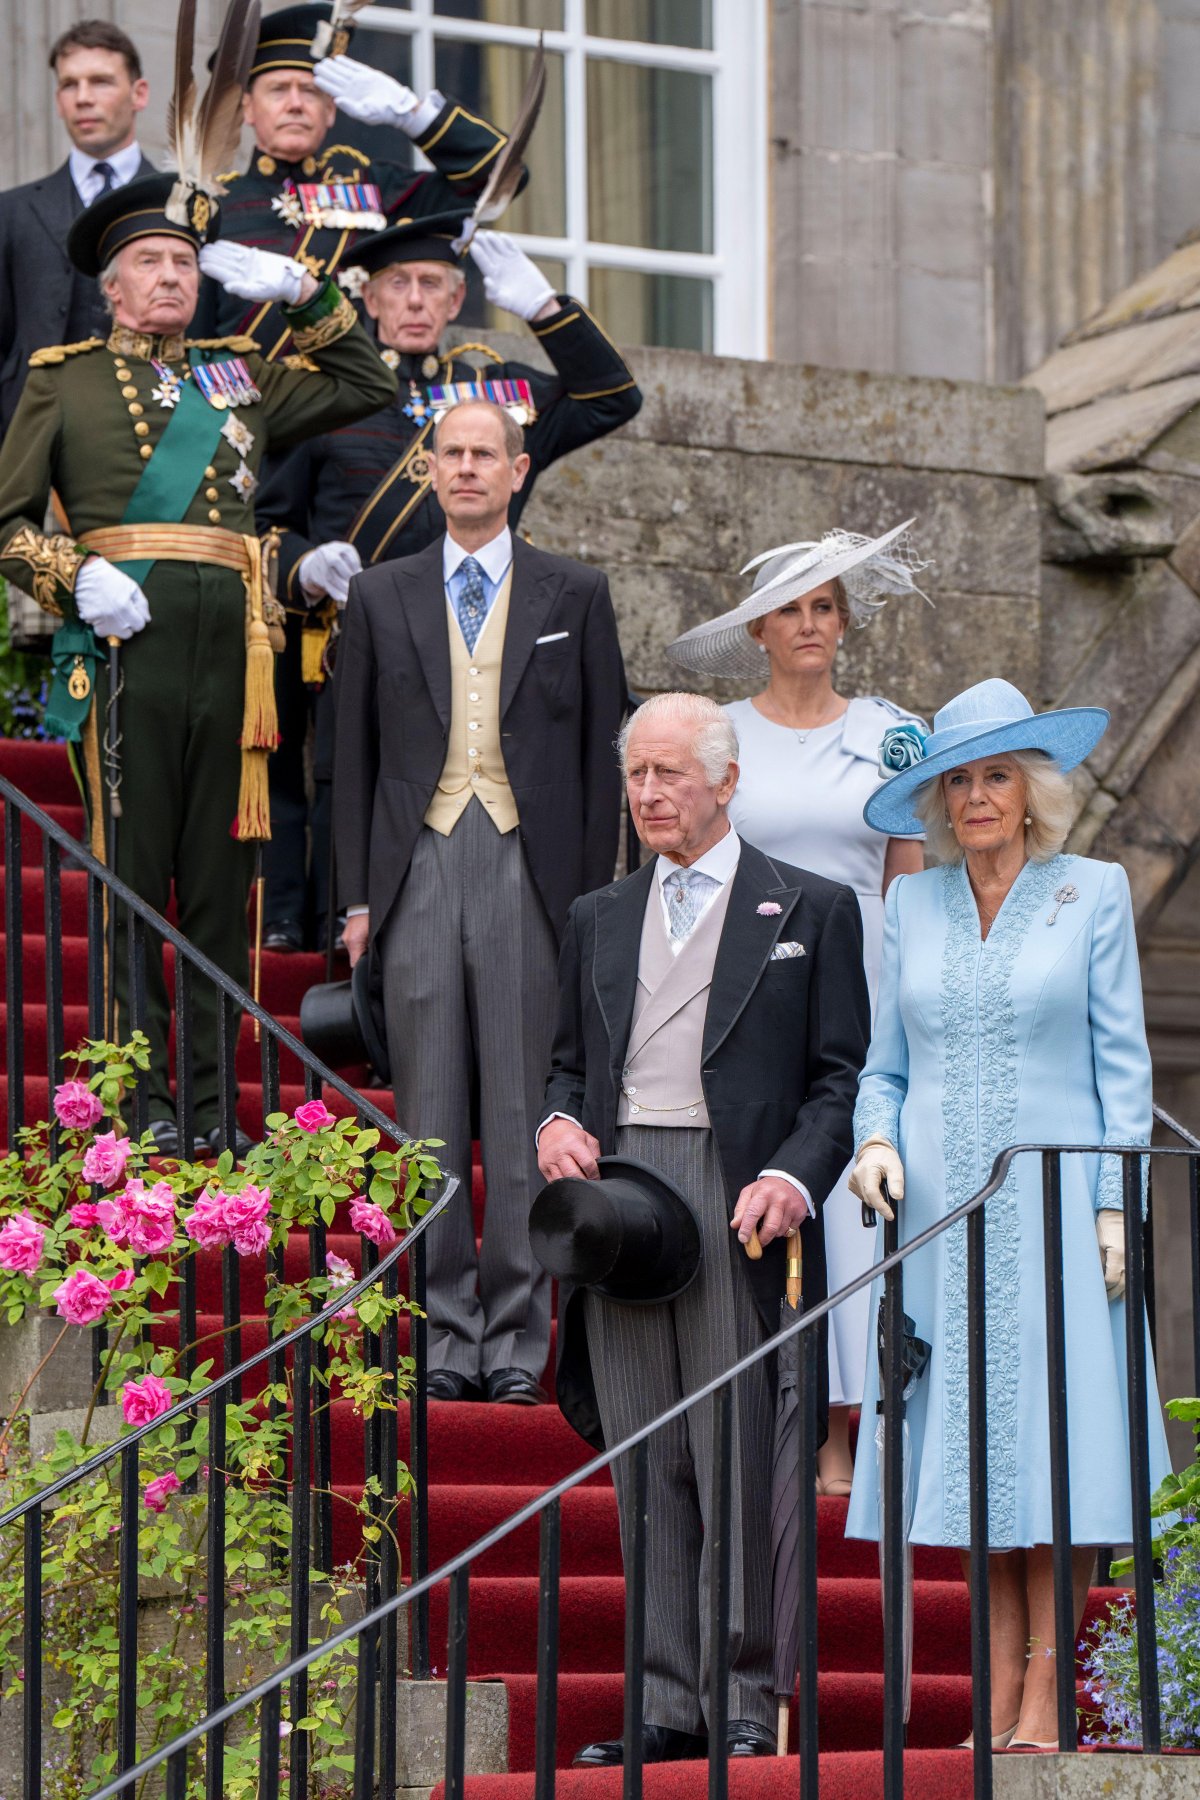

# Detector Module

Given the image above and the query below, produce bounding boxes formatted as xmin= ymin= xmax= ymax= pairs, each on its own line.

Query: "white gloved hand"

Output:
xmin=199 ymin=241 xmax=307 ymax=306
xmin=75 ymin=558 xmax=150 ymax=641
xmin=847 ymin=1135 xmax=905 ymax=1223
xmin=1096 ymin=1210 xmax=1126 ymax=1301
xmin=313 ymin=55 xmax=421 ymax=130
xmin=470 ymin=231 xmax=556 ymax=321
xmin=298 ymin=540 xmax=362 ymax=608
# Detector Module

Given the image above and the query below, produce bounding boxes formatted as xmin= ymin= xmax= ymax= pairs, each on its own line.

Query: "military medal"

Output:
xmin=272 ymin=185 xmax=304 ymax=229
xmin=229 ymin=461 xmax=258 ymax=502
xmin=221 ymin=413 xmax=255 ymax=457
xmin=194 ymin=356 xmax=262 ymax=412
xmin=150 ymin=360 xmax=184 ymax=409
xmin=297 ymin=180 xmax=386 ymax=230
xmin=403 ymin=382 xmax=431 ymax=423
xmin=424 ymin=376 xmax=538 ymax=427
xmin=67 ymin=656 xmax=91 ymax=701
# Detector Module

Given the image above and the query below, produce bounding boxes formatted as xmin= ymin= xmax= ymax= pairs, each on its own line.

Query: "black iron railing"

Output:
xmin=66 ymin=1131 xmax=1196 ymax=1800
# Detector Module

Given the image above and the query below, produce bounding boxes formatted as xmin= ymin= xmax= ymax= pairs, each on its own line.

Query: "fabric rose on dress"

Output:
xmin=121 ymin=1372 xmax=173 ymax=1427
xmin=223 ymin=1184 xmax=272 ymax=1257
xmin=53 ymin=1080 xmax=105 ymax=1131
xmin=125 ymin=1181 xmax=177 ymax=1257
xmin=349 ymin=1198 xmax=397 ymax=1247
xmin=82 ymin=1130 xmax=132 ymax=1191
xmin=143 ymin=1471 xmax=182 ymax=1513
xmin=69 ymin=1202 xmax=102 ymax=1230
xmin=54 ymin=1268 xmax=113 ymax=1325
xmin=184 ymin=1192 xmax=232 ymax=1251
xmin=877 ymin=720 xmax=928 ymax=779
xmin=294 ymin=1098 xmax=335 ymax=1133
xmin=0 ymin=1212 xmax=45 ymax=1274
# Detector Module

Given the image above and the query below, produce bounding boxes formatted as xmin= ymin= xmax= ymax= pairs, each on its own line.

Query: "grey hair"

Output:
xmin=915 ymin=748 xmax=1076 ymax=864
xmin=98 ymin=255 xmax=120 ymax=316
xmin=618 ymin=691 xmax=739 ymax=788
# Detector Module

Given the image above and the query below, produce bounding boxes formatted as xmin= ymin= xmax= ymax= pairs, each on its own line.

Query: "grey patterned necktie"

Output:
xmin=455 ymin=555 xmax=487 ymax=654
xmin=664 ymin=867 xmax=718 ymax=942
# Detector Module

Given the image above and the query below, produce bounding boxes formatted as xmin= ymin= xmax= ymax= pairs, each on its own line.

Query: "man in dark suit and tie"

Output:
xmin=334 ymin=396 xmax=627 ymax=1404
xmin=0 ymin=21 xmax=156 ymax=430
xmin=537 ymin=692 xmax=871 ymax=1763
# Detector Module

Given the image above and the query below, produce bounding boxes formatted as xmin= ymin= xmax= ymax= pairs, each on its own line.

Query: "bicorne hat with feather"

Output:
xmin=165 ymin=0 xmax=261 ymax=239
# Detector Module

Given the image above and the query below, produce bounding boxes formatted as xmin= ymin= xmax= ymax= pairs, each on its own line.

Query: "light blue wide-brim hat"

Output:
xmin=864 ymin=678 xmax=1109 ymax=837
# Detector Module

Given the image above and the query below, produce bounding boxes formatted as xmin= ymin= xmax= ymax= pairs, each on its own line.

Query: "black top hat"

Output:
xmin=530 ymin=1155 xmax=702 ymax=1305
xmin=245 ymin=3 xmax=346 ymax=79
xmin=67 ymin=174 xmax=219 ymax=279
xmin=343 ymin=211 xmax=471 ymax=276
xmin=298 ymin=952 xmax=391 ymax=1084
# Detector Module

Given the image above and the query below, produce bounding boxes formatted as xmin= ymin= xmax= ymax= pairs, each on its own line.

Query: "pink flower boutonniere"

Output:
xmin=756 ymin=901 xmax=782 ymax=917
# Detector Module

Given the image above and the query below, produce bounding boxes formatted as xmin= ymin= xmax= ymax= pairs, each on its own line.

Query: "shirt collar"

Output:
xmin=69 ymin=141 xmax=142 ymax=193
xmin=444 ymin=526 xmax=513 ymax=588
xmin=656 ymin=825 xmax=741 ymax=893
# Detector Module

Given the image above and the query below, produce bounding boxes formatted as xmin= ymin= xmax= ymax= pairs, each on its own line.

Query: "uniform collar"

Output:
xmin=253 ymin=147 xmax=323 ymax=180
xmin=107 ymin=324 xmax=188 ymax=362
xmin=379 ymin=345 xmax=448 ymax=382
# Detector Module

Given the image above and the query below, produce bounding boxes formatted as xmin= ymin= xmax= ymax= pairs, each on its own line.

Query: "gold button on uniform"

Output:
xmin=128 ymin=402 xmax=144 ymax=416
xmin=115 ymin=366 xmax=130 ymax=379
xmin=205 ymin=487 xmax=219 ymax=502
xmin=139 ymin=445 xmax=153 ymax=460
xmin=134 ymin=421 xmax=150 ymax=438
xmin=205 ymin=466 xmax=217 ymax=479
xmin=121 ymin=384 xmax=138 ymax=399
xmin=208 ymin=508 xmax=222 ymax=523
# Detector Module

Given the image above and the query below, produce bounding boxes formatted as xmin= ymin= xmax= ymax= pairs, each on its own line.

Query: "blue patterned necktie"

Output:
xmin=455 ymin=555 xmax=488 ymax=654
xmin=664 ymin=867 xmax=718 ymax=942
xmin=92 ymin=160 xmax=116 ymax=197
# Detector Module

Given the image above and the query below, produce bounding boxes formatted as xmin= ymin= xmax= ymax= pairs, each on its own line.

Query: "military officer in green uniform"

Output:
xmin=204 ymin=1 xmax=516 ymax=358
xmin=0 ymin=174 xmax=397 ymax=1153
xmin=254 ymin=212 xmax=642 ymax=951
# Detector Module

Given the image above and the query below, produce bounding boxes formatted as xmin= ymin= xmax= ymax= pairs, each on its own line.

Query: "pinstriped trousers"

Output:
xmin=379 ymin=800 xmax=558 ymax=1381
xmin=583 ymin=1125 xmax=775 ymax=1735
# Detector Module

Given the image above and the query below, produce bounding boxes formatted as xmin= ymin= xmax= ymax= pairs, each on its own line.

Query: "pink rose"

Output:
xmin=54 ymin=1268 xmax=112 ymax=1326
xmin=294 ymin=1098 xmax=335 ymax=1134
xmin=223 ymin=1184 xmax=272 ymax=1257
xmin=53 ymin=1080 xmax=104 ymax=1132
xmin=756 ymin=901 xmax=782 ymax=917
xmin=184 ymin=1192 xmax=232 ymax=1251
xmin=121 ymin=1372 xmax=173 ymax=1427
xmin=81 ymin=1130 xmax=131 ymax=1191
xmin=107 ymin=1269 xmax=134 ymax=1293
xmin=126 ymin=1182 xmax=176 ymax=1257
xmin=143 ymin=1471 xmax=181 ymax=1513
xmin=349 ymin=1198 xmax=397 ymax=1248
xmin=69 ymin=1202 xmax=101 ymax=1230
xmin=0 ymin=1212 xmax=45 ymax=1274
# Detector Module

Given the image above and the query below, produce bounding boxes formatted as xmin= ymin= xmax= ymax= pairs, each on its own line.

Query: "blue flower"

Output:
xmin=878 ymin=720 xmax=928 ymax=779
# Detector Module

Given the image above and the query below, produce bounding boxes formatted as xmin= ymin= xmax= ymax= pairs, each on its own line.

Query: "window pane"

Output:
xmin=436 ymin=0 xmax=563 ymax=25
xmin=586 ymin=0 xmax=711 ymax=49
xmin=434 ymin=39 xmax=566 ymax=238
xmin=588 ymin=266 xmax=712 ymax=352
xmin=455 ymin=255 xmax=568 ymax=335
xmin=322 ymin=30 xmax=416 ymax=169
xmin=587 ymin=60 xmax=711 ymax=253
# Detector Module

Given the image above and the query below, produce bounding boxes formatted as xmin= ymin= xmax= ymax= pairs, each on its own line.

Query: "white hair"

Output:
xmin=98 ymin=254 xmax=120 ymax=316
xmin=618 ymin=691 xmax=739 ymax=788
xmin=915 ymin=748 xmax=1076 ymax=864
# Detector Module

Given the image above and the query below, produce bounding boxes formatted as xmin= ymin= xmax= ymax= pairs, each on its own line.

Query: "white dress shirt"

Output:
xmin=69 ymin=141 xmax=143 ymax=206
xmin=443 ymin=525 xmax=513 ymax=650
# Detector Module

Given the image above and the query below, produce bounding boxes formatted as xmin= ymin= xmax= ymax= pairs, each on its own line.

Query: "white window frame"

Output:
xmin=358 ymin=0 xmax=768 ymax=356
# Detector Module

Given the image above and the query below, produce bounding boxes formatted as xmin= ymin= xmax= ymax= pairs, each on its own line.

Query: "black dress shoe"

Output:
xmin=484 ymin=1367 xmax=547 ymax=1405
xmin=427 ymin=1370 xmax=483 ymax=1402
xmin=147 ymin=1118 xmax=210 ymax=1159
xmin=726 ymin=1719 xmax=776 ymax=1757
xmin=315 ymin=912 xmax=348 ymax=955
xmin=572 ymin=1725 xmax=708 ymax=1767
xmin=203 ymin=1125 xmax=255 ymax=1159
xmin=262 ymin=919 xmax=304 ymax=953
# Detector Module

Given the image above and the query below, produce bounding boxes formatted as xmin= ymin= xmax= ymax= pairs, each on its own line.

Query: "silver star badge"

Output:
xmin=229 ymin=460 xmax=258 ymax=502
xmin=150 ymin=380 xmax=180 ymax=410
xmin=221 ymin=413 xmax=255 ymax=457
xmin=271 ymin=190 xmax=303 ymax=228
xmin=337 ymin=264 xmax=367 ymax=301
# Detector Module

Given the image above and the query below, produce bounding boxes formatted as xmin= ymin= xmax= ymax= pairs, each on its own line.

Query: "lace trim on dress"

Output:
xmin=854 ymin=1094 xmax=902 ymax=1156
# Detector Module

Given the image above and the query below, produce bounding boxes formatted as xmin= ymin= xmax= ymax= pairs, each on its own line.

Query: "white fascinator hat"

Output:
xmin=666 ymin=518 xmax=930 ymax=681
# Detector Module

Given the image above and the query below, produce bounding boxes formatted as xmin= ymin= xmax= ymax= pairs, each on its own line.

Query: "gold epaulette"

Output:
xmin=185 ymin=335 xmax=260 ymax=353
xmin=28 ymin=338 xmax=105 ymax=367
xmin=282 ymin=353 xmax=320 ymax=372
xmin=450 ymin=342 xmax=505 ymax=366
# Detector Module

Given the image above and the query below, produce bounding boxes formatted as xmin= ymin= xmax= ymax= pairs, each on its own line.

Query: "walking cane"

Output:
xmin=103 ymin=636 xmax=123 ymax=1040
xmin=252 ymin=844 xmax=265 ymax=1042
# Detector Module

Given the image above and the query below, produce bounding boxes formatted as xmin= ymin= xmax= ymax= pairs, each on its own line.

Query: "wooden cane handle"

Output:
xmin=744 ymin=1227 xmax=763 ymax=1260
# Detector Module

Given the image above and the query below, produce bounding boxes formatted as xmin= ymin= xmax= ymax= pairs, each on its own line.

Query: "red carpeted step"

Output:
xmin=432 ymin=1750 xmax=976 ymax=1800
xmin=0 ymin=1003 xmax=306 ymax=1083
xmin=0 ymin=741 xmax=83 ymax=805
xmin=0 ymin=804 xmax=86 ymax=863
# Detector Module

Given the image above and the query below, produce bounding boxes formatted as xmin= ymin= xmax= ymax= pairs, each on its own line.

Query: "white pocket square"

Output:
xmin=535 ymin=630 xmax=569 ymax=645
xmin=770 ymin=941 xmax=806 ymax=960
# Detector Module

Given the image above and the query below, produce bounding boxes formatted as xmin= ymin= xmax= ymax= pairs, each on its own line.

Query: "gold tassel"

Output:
xmin=301 ymin=614 xmax=334 ymax=686
xmin=236 ymin=535 xmax=278 ymax=841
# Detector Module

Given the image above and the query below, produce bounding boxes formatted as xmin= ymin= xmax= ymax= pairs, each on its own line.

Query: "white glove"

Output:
xmin=298 ymin=541 xmax=362 ymax=608
xmin=199 ymin=241 xmax=306 ymax=306
xmin=75 ymin=558 xmax=150 ymax=641
xmin=470 ymin=231 xmax=556 ymax=322
xmin=1096 ymin=1210 xmax=1126 ymax=1301
xmin=847 ymin=1135 xmax=904 ymax=1223
xmin=313 ymin=55 xmax=424 ymax=133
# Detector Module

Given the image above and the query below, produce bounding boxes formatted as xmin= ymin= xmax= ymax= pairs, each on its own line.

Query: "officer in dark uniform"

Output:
xmin=204 ymin=1 xmax=516 ymax=357
xmin=254 ymin=211 xmax=642 ymax=951
xmin=0 ymin=175 xmax=397 ymax=1151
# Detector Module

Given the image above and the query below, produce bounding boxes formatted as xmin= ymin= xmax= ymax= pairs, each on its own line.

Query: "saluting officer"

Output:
xmin=205 ymin=2 xmax=516 ymax=357
xmin=255 ymin=213 xmax=642 ymax=952
xmin=0 ymin=176 xmax=397 ymax=1154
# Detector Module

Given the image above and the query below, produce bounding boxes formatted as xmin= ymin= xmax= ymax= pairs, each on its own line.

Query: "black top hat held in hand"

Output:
xmin=530 ymin=1155 xmax=702 ymax=1305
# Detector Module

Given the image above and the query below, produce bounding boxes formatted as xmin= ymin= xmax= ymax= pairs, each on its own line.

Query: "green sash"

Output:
xmin=110 ymin=351 xmax=227 ymax=585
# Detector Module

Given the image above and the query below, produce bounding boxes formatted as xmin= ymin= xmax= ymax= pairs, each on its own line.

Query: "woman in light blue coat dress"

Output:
xmin=844 ymin=678 xmax=1172 ymax=1751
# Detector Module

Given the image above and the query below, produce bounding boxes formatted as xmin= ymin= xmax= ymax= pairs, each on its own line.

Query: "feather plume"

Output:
xmin=166 ymin=0 xmax=261 ymax=228
xmin=311 ymin=0 xmax=373 ymax=61
xmin=452 ymin=34 xmax=546 ymax=254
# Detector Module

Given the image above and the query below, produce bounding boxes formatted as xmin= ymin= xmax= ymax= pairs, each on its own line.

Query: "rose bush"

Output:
xmin=0 ymin=1032 xmax=444 ymax=1799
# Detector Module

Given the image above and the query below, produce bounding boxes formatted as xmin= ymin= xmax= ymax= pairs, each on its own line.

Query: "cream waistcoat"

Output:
xmin=424 ymin=569 xmax=519 ymax=836
xmin=616 ymin=876 xmax=734 ymax=1129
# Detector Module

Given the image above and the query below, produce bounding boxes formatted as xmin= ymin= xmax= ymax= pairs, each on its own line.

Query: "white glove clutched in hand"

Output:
xmin=1096 ymin=1209 xmax=1126 ymax=1301
xmin=298 ymin=541 xmax=362 ymax=608
xmin=847 ymin=1135 xmax=905 ymax=1223
xmin=313 ymin=55 xmax=422 ymax=131
xmin=470 ymin=231 xmax=556 ymax=322
xmin=75 ymin=558 xmax=150 ymax=641
xmin=199 ymin=241 xmax=307 ymax=306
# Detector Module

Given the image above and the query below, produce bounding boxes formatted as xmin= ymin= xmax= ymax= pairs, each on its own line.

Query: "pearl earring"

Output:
xmin=1024 ymin=813 xmax=1032 ymax=826
xmin=758 ymin=642 xmax=768 ymax=654
xmin=837 ymin=636 xmax=844 ymax=647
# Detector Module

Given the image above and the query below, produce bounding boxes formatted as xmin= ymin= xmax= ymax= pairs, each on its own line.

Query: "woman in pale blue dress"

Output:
xmin=845 ymin=678 xmax=1172 ymax=1750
